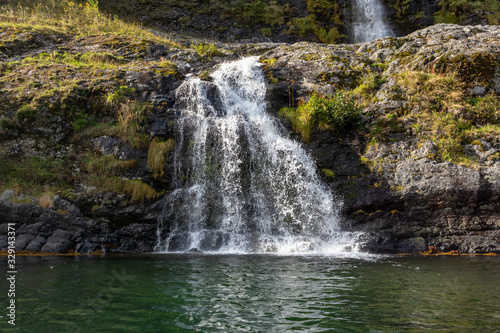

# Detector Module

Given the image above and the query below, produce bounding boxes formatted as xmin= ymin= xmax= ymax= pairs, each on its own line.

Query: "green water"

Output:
xmin=1 ymin=255 xmax=499 ymax=332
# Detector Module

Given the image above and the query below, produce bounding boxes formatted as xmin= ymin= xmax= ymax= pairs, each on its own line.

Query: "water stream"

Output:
xmin=156 ymin=57 xmax=360 ymax=254
xmin=352 ymin=0 xmax=395 ymax=43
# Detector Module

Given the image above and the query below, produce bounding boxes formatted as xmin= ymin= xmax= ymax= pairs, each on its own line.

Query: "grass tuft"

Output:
xmin=0 ymin=0 xmax=179 ymax=47
xmin=147 ymin=138 xmax=175 ymax=178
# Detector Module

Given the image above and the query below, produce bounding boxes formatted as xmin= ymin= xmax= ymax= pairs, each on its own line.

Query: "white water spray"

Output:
xmin=352 ymin=0 xmax=394 ymax=43
xmin=156 ymin=57 xmax=361 ymax=254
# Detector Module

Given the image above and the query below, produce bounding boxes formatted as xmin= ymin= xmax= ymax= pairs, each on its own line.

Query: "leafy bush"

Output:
xmin=280 ymin=92 xmax=361 ymax=142
xmin=260 ymin=27 xmax=272 ymax=37
xmin=307 ymin=92 xmax=361 ymax=131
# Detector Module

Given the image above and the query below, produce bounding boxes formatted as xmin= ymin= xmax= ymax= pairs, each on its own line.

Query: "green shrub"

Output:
xmin=0 ymin=154 xmax=68 ymax=193
xmin=0 ymin=117 xmax=17 ymax=130
xmin=262 ymin=1 xmax=291 ymax=26
xmin=307 ymin=92 xmax=361 ymax=132
xmin=260 ymin=27 xmax=272 ymax=37
xmin=322 ymin=168 xmax=336 ymax=179
xmin=73 ymin=112 xmax=96 ymax=131
xmin=280 ymin=91 xmax=361 ymax=142
xmin=191 ymin=43 xmax=224 ymax=58
xmin=106 ymin=86 xmax=135 ymax=108
xmin=315 ymin=27 xmax=342 ymax=44
xmin=434 ymin=0 xmax=499 ymax=25
xmin=306 ymin=0 xmax=341 ymax=23
xmin=16 ymin=104 xmax=38 ymax=121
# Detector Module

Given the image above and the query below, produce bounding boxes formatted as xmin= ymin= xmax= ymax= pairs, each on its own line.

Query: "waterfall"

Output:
xmin=352 ymin=0 xmax=394 ymax=43
xmin=156 ymin=57 xmax=361 ymax=254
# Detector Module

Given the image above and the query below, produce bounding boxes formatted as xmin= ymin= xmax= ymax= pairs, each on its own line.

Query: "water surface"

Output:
xmin=1 ymin=255 xmax=499 ymax=332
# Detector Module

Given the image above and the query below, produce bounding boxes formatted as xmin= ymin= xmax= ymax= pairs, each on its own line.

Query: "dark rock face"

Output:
xmin=99 ymin=0 xmax=490 ymax=44
xmin=2 ymin=24 xmax=499 ymax=255
xmin=0 ymin=193 xmax=158 ymax=254
xmin=260 ymin=24 xmax=500 ymax=254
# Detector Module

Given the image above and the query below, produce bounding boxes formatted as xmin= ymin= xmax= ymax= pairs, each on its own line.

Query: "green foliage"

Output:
xmin=82 ymin=153 xmax=159 ymax=202
xmin=280 ymin=91 xmax=360 ymax=142
xmin=0 ymin=117 xmax=16 ymax=130
xmin=72 ymin=112 xmax=96 ymax=131
xmin=120 ymin=179 xmax=159 ymax=202
xmin=322 ymin=168 xmax=336 ymax=179
xmin=387 ymin=70 xmax=500 ymax=166
xmin=279 ymin=106 xmax=312 ymax=142
xmin=262 ymin=58 xmax=277 ymax=68
xmin=391 ymin=0 xmax=412 ymax=20
xmin=306 ymin=0 xmax=341 ymax=24
xmin=315 ymin=27 xmax=342 ymax=44
xmin=260 ymin=27 xmax=272 ymax=37
xmin=0 ymin=0 xmax=179 ymax=47
xmin=307 ymin=92 xmax=361 ymax=132
xmin=106 ymin=85 xmax=135 ymax=107
xmin=191 ymin=43 xmax=224 ymax=58
xmin=82 ymin=153 xmax=137 ymax=175
xmin=22 ymin=51 xmax=126 ymax=69
xmin=290 ymin=15 xmax=317 ymax=36
xmin=262 ymin=1 xmax=291 ymax=27
xmin=153 ymin=59 xmax=179 ymax=77
xmin=113 ymin=100 xmax=152 ymax=148
xmin=353 ymin=73 xmax=387 ymax=97
xmin=288 ymin=14 xmax=343 ymax=44
xmin=435 ymin=0 xmax=500 ymax=24
xmin=227 ymin=0 xmax=267 ymax=23
xmin=147 ymin=138 xmax=175 ymax=178
xmin=0 ymin=154 xmax=69 ymax=194
xmin=16 ymin=104 xmax=38 ymax=121
xmin=368 ymin=115 xmax=405 ymax=143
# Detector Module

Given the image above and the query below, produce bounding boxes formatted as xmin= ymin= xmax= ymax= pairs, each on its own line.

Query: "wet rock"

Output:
xmin=15 ymin=234 xmax=36 ymax=251
xmin=396 ymin=237 xmax=428 ymax=253
xmin=40 ymin=236 xmax=74 ymax=253
xmin=24 ymin=236 xmax=47 ymax=252
xmin=75 ymin=242 xmax=99 ymax=254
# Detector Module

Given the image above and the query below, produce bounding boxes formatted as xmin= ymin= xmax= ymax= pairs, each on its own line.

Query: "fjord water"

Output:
xmin=352 ymin=0 xmax=394 ymax=43
xmin=2 ymin=255 xmax=499 ymax=332
xmin=157 ymin=57 xmax=360 ymax=254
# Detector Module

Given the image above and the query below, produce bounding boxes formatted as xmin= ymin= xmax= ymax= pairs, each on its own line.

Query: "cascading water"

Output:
xmin=352 ymin=0 xmax=394 ymax=43
xmin=156 ymin=57 xmax=361 ymax=254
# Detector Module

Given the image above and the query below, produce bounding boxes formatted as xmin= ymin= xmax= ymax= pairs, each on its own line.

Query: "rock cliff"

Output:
xmin=0 ymin=1 xmax=498 ymax=254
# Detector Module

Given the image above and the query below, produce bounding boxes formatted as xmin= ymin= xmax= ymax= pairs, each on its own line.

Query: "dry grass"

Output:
xmin=147 ymin=138 xmax=175 ymax=178
xmin=38 ymin=190 xmax=55 ymax=208
xmin=0 ymin=0 xmax=179 ymax=47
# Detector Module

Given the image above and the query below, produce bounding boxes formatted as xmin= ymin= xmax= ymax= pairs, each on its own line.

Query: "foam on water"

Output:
xmin=156 ymin=57 xmax=364 ymax=256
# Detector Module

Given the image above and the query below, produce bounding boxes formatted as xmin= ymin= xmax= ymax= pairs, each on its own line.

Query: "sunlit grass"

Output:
xmin=0 ymin=0 xmax=179 ymax=47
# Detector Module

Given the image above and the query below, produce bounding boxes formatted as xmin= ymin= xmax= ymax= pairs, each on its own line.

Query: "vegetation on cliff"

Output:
xmin=434 ymin=0 xmax=499 ymax=25
xmin=0 ymin=0 xmax=186 ymax=205
xmin=262 ymin=24 xmax=500 ymax=169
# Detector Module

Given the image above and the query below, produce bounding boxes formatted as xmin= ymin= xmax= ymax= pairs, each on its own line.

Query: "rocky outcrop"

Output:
xmin=0 ymin=190 xmax=159 ymax=253
xmin=261 ymin=24 xmax=500 ymax=254
xmin=1 ymin=23 xmax=499 ymax=254
xmin=99 ymin=0 xmax=495 ymax=44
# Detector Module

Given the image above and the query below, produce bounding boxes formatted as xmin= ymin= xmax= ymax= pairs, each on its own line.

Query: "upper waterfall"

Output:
xmin=352 ymin=0 xmax=395 ymax=43
xmin=156 ymin=57 xmax=361 ymax=254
